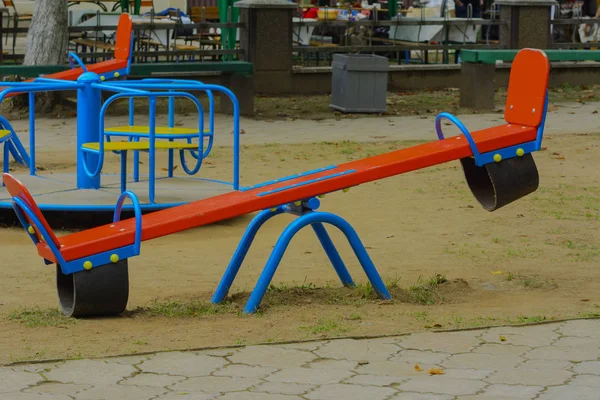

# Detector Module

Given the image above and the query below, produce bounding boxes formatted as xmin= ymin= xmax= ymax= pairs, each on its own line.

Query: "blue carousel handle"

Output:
xmin=68 ymin=52 xmax=88 ymax=72
xmin=113 ymin=190 xmax=142 ymax=255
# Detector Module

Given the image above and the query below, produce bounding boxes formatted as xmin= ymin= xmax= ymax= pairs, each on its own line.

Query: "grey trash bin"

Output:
xmin=329 ymin=54 xmax=389 ymax=113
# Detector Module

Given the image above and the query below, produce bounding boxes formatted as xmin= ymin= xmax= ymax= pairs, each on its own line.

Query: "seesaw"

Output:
xmin=3 ymin=48 xmax=550 ymax=317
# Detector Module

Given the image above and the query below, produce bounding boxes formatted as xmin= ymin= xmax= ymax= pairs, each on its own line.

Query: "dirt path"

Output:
xmin=0 ymin=119 xmax=599 ymax=364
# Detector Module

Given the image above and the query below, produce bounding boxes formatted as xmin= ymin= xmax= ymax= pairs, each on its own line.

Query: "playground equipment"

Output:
xmin=4 ymin=48 xmax=550 ymax=317
xmin=0 ymin=13 xmax=232 ymax=218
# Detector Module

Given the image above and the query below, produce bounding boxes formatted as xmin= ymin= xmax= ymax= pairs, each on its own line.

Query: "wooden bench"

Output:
xmin=460 ymin=49 xmax=600 ymax=110
xmin=190 ymin=6 xmax=220 ymax=22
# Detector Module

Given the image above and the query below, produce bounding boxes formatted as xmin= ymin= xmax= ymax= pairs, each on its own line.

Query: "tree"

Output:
xmin=22 ymin=0 xmax=69 ymax=111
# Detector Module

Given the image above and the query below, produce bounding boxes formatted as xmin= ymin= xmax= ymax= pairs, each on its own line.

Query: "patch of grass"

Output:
xmin=354 ymin=282 xmax=376 ymax=299
xmin=408 ymin=274 xmax=447 ymax=305
xmin=346 ymin=313 xmax=362 ymax=321
xmin=505 ymin=273 xmax=557 ymax=289
xmin=135 ymin=299 xmax=234 ymax=318
xmin=411 ymin=311 xmax=433 ymax=323
xmin=7 ymin=307 xmax=76 ymax=328
xmin=560 ymin=240 xmax=600 ymax=262
xmin=299 ymin=317 xmax=350 ymax=336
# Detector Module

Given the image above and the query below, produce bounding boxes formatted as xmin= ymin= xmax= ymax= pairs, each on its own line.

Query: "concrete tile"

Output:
xmin=0 ymin=368 xmax=43 ymax=393
xmin=104 ymin=355 xmax=150 ymax=366
xmin=219 ymin=393 xmax=302 ymax=400
xmin=391 ymin=350 xmax=450 ymax=365
xmin=355 ymin=361 xmax=434 ymax=378
xmin=267 ymin=366 xmax=353 ymax=385
xmin=551 ymin=336 xmax=600 ymax=348
xmin=251 ymin=382 xmax=315 ymax=395
xmin=443 ymin=353 xmax=523 ymax=370
xmin=314 ymin=339 xmax=400 ymax=362
xmin=479 ymin=384 xmax=543 ymax=399
xmin=558 ymin=320 xmax=600 ymax=338
xmin=305 ymin=383 xmax=397 ymax=400
xmin=140 ymin=352 xmax=228 ymax=377
xmin=213 ymin=364 xmax=277 ymax=379
xmin=278 ymin=341 xmax=324 ymax=351
xmin=573 ymin=361 xmax=600 ymax=375
xmin=23 ymin=382 xmax=91 ymax=396
xmin=399 ymin=376 xmax=486 ymax=396
xmin=525 ymin=345 xmax=600 ymax=362
xmin=229 ymin=346 xmax=317 ymax=368
xmin=156 ymin=392 xmax=218 ymax=400
xmin=538 ymin=385 xmax=600 ymax=400
xmin=392 ymin=394 xmax=453 ymax=400
xmin=485 ymin=367 xmax=572 ymax=387
xmin=472 ymin=343 xmax=531 ymax=356
xmin=77 ymin=384 xmax=167 ymax=399
xmin=169 ymin=376 xmax=257 ymax=393
xmin=479 ymin=326 xmax=559 ymax=347
xmin=344 ymin=374 xmax=404 ymax=386
xmin=568 ymin=374 xmax=600 ymax=387
xmin=0 ymin=394 xmax=73 ymax=400
xmin=441 ymin=368 xmax=494 ymax=380
xmin=45 ymin=360 xmax=136 ymax=386
xmin=307 ymin=359 xmax=357 ymax=371
xmin=519 ymin=359 xmax=573 ymax=370
xmin=120 ymin=373 xmax=186 ymax=388
xmin=398 ymin=331 xmax=482 ymax=353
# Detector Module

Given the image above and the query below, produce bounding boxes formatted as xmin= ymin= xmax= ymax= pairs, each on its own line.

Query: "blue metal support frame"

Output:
xmin=212 ymin=197 xmax=391 ymax=314
xmin=10 ymin=190 xmax=143 ymax=275
xmin=434 ymin=93 xmax=548 ymax=167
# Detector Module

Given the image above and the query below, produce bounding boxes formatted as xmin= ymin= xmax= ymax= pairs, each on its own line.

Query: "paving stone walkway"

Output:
xmin=2 ymin=319 xmax=600 ymax=399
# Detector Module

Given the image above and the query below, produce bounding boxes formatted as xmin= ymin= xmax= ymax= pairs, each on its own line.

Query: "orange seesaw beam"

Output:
xmin=37 ymin=122 xmax=538 ymax=263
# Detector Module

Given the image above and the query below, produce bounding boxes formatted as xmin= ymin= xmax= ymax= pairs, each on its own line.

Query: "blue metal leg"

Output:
xmin=120 ymin=150 xmax=128 ymax=193
xmin=212 ymin=207 xmax=284 ymax=304
xmin=243 ymin=211 xmax=390 ymax=314
xmin=168 ymin=141 xmax=174 ymax=178
xmin=311 ymin=222 xmax=355 ymax=287
xmin=3 ymin=142 xmax=9 ymax=185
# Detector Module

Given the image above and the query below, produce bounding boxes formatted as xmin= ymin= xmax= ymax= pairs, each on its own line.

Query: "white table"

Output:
xmin=388 ymin=16 xmax=483 ymax=43
xmin=74 ymin=13 xmax=177 ymax=47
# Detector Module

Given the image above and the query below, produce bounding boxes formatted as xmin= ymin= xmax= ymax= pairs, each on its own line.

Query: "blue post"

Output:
xmin=241 ymin=211 xmax=389 ymax=314
xmin=29 ymin=92 xmax=36 ymax=176
xmin=311 ymin=222 xmax=355 ymax=287
xmin=77 ymin=72 xmax=102 ymax=189
xmin=212 ymin=207 xmax=284 ymax=304
xmin=167 ymin=91 xmax=175 ymax=178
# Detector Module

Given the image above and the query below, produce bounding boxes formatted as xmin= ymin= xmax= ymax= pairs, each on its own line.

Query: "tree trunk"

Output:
xmin=22 ymin=0 xmax=69 ymax=112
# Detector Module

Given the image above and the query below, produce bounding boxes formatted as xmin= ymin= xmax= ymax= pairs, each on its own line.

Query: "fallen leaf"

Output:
xmin=414 ymin=363 xmax=423 ymax=372
xmin=491 ymin=270 xmax=504 ymax=275
xmin=580 ymin=299 xmax=590 ymax=302
xmin=500 ymin=335 xmax=507 ymax=342
xmin=428 ymin=368 xmax=445 ymax=375
xmin=358 ymin=360 xmax=369 ymax=365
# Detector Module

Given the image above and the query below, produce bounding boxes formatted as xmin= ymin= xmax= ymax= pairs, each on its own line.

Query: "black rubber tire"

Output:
xmin=461 ymin=153 xmax=539 ymax=212
xmin=56 ymin=260 xmax=129 ymax=318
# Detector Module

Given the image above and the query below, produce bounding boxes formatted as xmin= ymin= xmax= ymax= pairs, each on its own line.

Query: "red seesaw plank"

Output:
xmin=36 ymin=123 xmax=538 ymax=263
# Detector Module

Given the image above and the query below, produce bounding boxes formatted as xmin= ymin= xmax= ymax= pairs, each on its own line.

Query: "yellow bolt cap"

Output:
xmin=27 ymin=226 xmax=35 ymax=234
xmin=83 ymin=261 xmax=93 ymax=270
xmin=100 ymin=75 xmax=106 ymax=81
xmin=343 ymin=188 xmax=350 ymax=193
xmin=110 ymin=254 xmax=119 ymax=263
xmin=114 ymin=72 xmax=120 ymax=77
xmin=270 ymin=207 xmax=277 ymax=212
xmin=516 ymin=148 xmax=525 ymax=157
xmin=493 ymin=154 xmax=502 ymax=162
xmin=294 ymin=201 xmax=301 ymax=206
xmin=318 ymin=194 xmax=325 ymax=199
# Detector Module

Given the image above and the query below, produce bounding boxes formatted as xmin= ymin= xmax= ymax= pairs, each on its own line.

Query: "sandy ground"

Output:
xmin=0 ymin=107 xmax=599 ymax=365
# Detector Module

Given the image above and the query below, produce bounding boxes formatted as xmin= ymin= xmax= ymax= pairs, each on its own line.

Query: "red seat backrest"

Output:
xmin=504 ymin=49 xmax=550 ymax=127
xmin=3 ymin=174 xmax=60 ymax=247
xmin=114 ymin=13 xmax=133 ymax=62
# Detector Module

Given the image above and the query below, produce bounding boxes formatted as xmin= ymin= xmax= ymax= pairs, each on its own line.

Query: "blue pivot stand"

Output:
xmin=212 ymin=197 xmax=392 ymax=314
